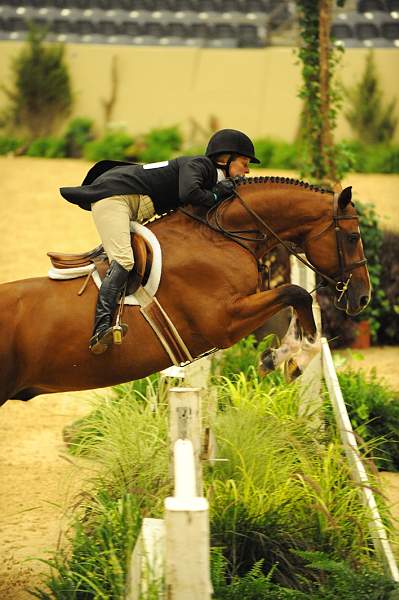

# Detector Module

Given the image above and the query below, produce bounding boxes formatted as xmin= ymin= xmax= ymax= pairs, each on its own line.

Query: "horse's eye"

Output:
xmin=347 ymin=232 xmax=360 ymax=243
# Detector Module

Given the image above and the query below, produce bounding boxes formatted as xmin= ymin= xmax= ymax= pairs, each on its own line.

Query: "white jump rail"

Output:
xmin=322 ymin=338 xmax=399 ymax=582
xmin=291 ymin=255 xmax=399 ymax=581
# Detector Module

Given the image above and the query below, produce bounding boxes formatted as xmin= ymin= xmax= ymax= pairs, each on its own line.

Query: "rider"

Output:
xmin=60 ymin=128 xmax=260 ymax=355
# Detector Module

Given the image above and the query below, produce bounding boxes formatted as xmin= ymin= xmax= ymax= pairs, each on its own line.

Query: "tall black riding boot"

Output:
xmin=89 ymin=260 xmax=130 ymax=355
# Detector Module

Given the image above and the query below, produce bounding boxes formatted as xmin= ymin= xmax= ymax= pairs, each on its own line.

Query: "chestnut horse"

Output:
xmin=0 ymin=177 xmax=370 ymax=406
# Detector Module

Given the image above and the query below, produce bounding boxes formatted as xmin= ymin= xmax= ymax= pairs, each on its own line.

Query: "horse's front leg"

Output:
xmin=261 ymin=311 xmax=321 ymax=380
xmin=227 ymin=284 xmax=318 ymax=379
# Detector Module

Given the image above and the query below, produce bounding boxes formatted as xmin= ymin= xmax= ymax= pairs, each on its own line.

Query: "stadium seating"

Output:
xmin=333 ymin=0 xmax=399 ymax=47
xmin=1 ymin=0 xmax=396 ymax=47
xmin=0 ymin=0 xmax=275 ymax=45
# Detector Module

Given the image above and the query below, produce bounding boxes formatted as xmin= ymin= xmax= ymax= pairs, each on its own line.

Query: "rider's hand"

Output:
xmin=212 ymin=178 xmax=236 ymax=202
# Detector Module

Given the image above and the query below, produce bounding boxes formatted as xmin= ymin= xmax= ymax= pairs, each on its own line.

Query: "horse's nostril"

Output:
xmin=360 ymin=295 xmax=369 ymax=307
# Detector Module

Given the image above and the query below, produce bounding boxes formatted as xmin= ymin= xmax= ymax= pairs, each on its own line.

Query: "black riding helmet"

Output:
xmin=205 ymin=129 xmax=261 ymax=164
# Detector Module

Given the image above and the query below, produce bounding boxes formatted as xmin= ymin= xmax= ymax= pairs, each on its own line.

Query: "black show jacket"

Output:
xmin=60 ymin=156 xmax=219 ymax=213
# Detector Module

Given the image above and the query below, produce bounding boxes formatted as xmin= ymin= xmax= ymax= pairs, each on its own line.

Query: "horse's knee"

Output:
xmin=278 ymin=284 xmax=312 ymax=310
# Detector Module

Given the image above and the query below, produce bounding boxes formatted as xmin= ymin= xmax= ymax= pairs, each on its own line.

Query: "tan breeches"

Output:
xmin=91 ymin=194 xmax=155 ymax=271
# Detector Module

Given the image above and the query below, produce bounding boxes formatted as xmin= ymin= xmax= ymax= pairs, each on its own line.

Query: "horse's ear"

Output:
xmin=338 ymin=186 xmax=352 ymax=210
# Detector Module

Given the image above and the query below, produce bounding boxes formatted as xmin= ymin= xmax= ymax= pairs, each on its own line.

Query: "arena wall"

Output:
xmin=0 ymin=41 xmax=398 ymax=142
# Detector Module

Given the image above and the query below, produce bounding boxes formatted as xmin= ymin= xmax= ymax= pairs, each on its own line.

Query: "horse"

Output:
xmin=0 ymin=176 xmax=370 ymax=406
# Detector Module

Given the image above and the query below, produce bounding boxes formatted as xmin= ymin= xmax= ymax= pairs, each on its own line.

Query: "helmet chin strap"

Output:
xmin=214 ymin=153 xmax=236 ymax=177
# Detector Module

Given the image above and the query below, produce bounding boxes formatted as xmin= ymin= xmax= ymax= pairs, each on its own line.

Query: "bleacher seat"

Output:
xmin=4 ymin=16 xmax=28 ymax=32
xmin=195 ymin=0 xmax=219 ymax=14
xmin=189 ymin=21 xmax=211 ymax=39
xmin=98 ymin=20 xmax=120 ymax=35
xmin=118 ymin=21 xmax=140 ymax=37
xmin=166 ymin=0 xmax=194 ymax=10
xmin=0 ymin=0 xmax=292 ymax=46
xmin=357 ymin=0 xmax=386 ymax=12
xmin=243 ymin=0 xmax=267 ymax=14
xmin=331 ymin=22 xmax=355 ymax=40
xmin=381 ymin=19 xmax=399 ymax=41
xmin=74 ymin=19 xmax=96 ymax=35
xmin=71 ymin=0 xmax=93 ymax=8
xmin=165 ymin=21 xmax=187 ymax=37
xmin=331 ymin=22 xmax=360 ymax=46
xmin=53 ymin=18 xmax=74 ymax=34
xmin=237 ymin=23 xmax=264 ymax=46
xmin=207 ymin=22 xmax=237 ymax=47
xmin=354 ymin=20 xmax=393 ymax=44
xmin=142 ymin=21 xmax=164 ymax=36
xmin=222 ymin=0 xmax=244 ymax=12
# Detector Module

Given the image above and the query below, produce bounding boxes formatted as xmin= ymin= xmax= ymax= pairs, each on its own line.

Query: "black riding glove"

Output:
xmin=211 ymin=178 xmax=236 ymax=202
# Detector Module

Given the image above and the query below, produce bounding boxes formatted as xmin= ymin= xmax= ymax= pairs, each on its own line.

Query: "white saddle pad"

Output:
xmin=48 ymin=222 xmax=162 ymax=306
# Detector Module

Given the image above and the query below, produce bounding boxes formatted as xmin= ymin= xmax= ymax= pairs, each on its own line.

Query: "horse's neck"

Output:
xmin=232 ymin=184 xmax=333 ymax=244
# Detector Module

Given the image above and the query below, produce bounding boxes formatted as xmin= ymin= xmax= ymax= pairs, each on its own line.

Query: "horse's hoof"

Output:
xmin=259 ymin=349 xmax=276 ymax=375
xmin=284 ymin=358 xmax=302 ymax=382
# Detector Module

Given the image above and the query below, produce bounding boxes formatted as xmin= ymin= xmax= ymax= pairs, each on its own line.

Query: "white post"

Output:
xmin=168 ymin=387 xmax=203 ymax=495
xmin=182 ymin=357 xmax=217 ymax=464
xmin=322 ymin=337 xmax=399 ymax=582
xmin=126 ymin=518 xmax=165 ymax=600
xmin=174 ymin=439 xmax=197 ymax=498
xmin=164 ymin=440 xmax=212 ymax=600
xmin=290 ymin=254 xmax=321 ymax=330
xmin=182 ymin=356 xmax=212 ymax=389
xmin=290 ymin=255 xmax=322 ymax=418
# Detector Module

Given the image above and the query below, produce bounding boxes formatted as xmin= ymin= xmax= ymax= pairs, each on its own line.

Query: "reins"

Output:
xmin=179 ymin=203 xmax=266 ymax=262
xmin=179 ymin=183 xmax=367 ymax=301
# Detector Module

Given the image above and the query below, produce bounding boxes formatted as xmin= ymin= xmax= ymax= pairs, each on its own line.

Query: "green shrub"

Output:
xmin=183 ymin=143 xmax=206 ymax=156
xmin=253 ymin=138 xmax=275 ymax=166
xmin=378 ymin=230 xmax=399 ymax=344
xmin=1 ymin=25 xmax=72 ymax=139
xmin=344 ymin=51 xmax=397 ymax=145
xmin=252 ymin=138 xmax=301 ymax=170
xmin=38 ymin=369 xmax=395 ymax=598
xmin=211 ymin=548 xmax=397 ymax=600
xmin=32 ymin=491 xmax=142 ymax=600
xmin=336 ymin=368 xmax=399 ymax=471
xmin=339 ymin=140 xmax=399 ymax=174
xmin=64 ymin=116 xmax=94 ymax=158
xmin=253 ymin=137 xmax=399 ymax=174
xmin=269 ymin=140 xmax=300 ymax=170
xmin=0 ymin=135 xmax=22 ymax=155
xmin=136 ymin=125 xmax=182 ymax=163
xmin=83 ymin=130 xmax=134 ymax=161
xmin=208 ymin=374 xmax=383 ymax=586
xmin=26 ymin=136 xmax=66 ymax=158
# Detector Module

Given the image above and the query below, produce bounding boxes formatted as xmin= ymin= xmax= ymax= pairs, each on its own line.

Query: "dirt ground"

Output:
xmin=0 ymin=157 xmax=398 ymax=598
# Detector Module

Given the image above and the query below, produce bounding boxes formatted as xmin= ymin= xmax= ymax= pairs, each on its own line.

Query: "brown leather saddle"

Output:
xmin=47 ymin=233 xmax=153 ymax=295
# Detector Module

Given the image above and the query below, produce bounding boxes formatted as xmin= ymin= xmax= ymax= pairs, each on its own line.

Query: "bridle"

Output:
xmin=302 ymin=191 xmax=367 ymax=300
xmin=179 ymin=186 xmax=367 ymax=302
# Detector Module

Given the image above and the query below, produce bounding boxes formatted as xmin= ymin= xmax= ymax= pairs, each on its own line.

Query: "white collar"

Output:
xmin=217 ymin=168 xmax=226 ymax=182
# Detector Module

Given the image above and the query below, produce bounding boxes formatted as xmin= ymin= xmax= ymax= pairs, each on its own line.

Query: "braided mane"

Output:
xmin=149 ymin=175 xmax=332 ymax=225
xmin=236 ymin=175 xmax=331 ymax=195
